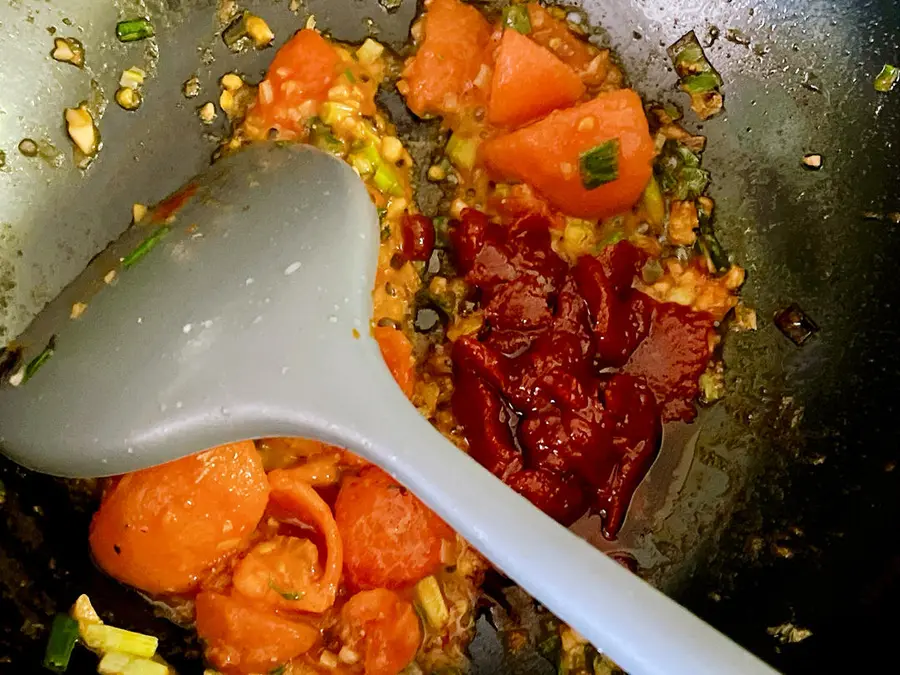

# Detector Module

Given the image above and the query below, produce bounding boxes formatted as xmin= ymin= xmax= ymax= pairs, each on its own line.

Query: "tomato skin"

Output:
xmin=89 ymin=442 xmax=269 ymax=595
xmin=244 ymin=28 xmax=341 ymax=137
xmin=195 ymin=591 xmax=320 ymax=675
xmin=401 ymin=0 xmax=493 ymax=119
xmin=339 ymin=589 xmax=422 ymax=675
xmin=374 ymin=326 xmax=415 ymax=398
xmin=480 ymin=89 xmax=654 ymax=219
xmin=335 ymin=467 xmax=452 ymax=590
xmin=488 ymin=28 xmax=585 ymax=128
xmin=263 ymin=467 xmax=344 ymax=612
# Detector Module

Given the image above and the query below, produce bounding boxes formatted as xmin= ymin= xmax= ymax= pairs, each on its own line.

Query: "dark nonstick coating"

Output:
xmin=1 ymin=0 xmax=899 ymax=673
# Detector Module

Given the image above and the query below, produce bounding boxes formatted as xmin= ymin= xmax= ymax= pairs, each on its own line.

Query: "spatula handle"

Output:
xmin=327 ymin=354 xmax=778 ymax=675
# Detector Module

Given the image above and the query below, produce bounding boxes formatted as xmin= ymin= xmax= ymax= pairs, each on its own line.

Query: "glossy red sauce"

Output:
xmin=450 ymin=208 xmax=715 ymax=538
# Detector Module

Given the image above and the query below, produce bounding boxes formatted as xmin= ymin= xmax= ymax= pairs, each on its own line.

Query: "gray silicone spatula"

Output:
xmin=0 ymin=144 xmax=776 ymax=675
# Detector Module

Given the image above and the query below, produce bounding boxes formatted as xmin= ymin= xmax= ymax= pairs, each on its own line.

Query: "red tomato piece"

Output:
xmin=480 ymin=89 xmax=654 ymax=219
xmin=339 ymin=589 xmax=422 ymax=675
xmin=334 ymin=467 xmax=453 ymax=590
xmin=195 ymin=591 xmax=319 ymax=675
xmin=245 ymin=29 xmax=341 ymax=136
xmin=401 ymin=0 xmax=493 ymax=119
xmin=488 ymin=28 xmax=585 ymax=128
xmin=88 ymin=442 xmax=269 ymax=595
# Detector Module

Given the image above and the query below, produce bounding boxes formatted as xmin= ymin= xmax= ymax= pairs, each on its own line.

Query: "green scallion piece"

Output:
xmin=578 ymin=139 xmax=619 ymax=190
xmin=344 ymin=68 xmax=357 ymax=83
xmin=309 ymin=119 xmax=345 ymax=156
xmin=373 ymin=162 xmax=404 ymax=197
xmin=502 ymin=5 xmax=531 ymax=34
xmin=116 ymin=18 xmax=155 ymax=43
xmin=674 ymin=44 xmax=705 ymax=69
xmin=122 ymin=226 xmax=171 ymax=269
xmin=675 ymin=167 xmax=709 ymax=200
xmin=82 ymin=624 xmax=158 ymax=659
xmin=43 ymin=614 xmax=79 ymax=673
xmin=268 ymin=579 xmax=304 ymax=601
xmin=24 ymin=337 xmax=56 ymax=385
xmin=445 ymin=132 xmax=478 ymax=171
xmin=874 ymin=64 xmax=898 ymax=92
xmin=681 ymin=72 xmax=722 ymax=94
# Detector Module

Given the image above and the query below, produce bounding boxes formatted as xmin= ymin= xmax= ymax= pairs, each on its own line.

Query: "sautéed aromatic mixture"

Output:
xmin=45 ymin=2 xmax=751 ymax=674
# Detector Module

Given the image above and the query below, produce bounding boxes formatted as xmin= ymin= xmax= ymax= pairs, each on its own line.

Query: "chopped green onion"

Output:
xmin=380 ymin=225 xmax=391 ymax=242
xmin=673 ymin=44 xmax=704 ymax=69
xmin=97 ymin=652 xmax=169 ymax=675
xmin=82 ymin=624 xmax=158 ymax=659
xmin=269 ymin=667 xmax=286 ymax=675
xmin=320 ymin=101 xmax=355 ymax=126
xmin=445 ymin=132 xmax=478 ymax=171
xmin=675 ymin=143 xmax=701 ymax=167
xmin=696 ymin=233 xmax=728 ymax=272
xmin=309 ymin=125 xmax=345 ymax=155
xmin=373 ymin=162 xmax=404 ymax=196
xmin=23 ymin=337 xmax=56 ymax=385
xmin=656 ymin=140 xmax=709 ymax=200
xmin=344 ymin=68 xmax=357 ymax=83
xmin=578 ymin=139 xmax=619 ymax=189
xmin=415 ymin=576 xmax=450 ymax=629
xmin=681 ymin=72 xmax=722 ymax=94
xmin=676 ymin=167 xmax=709 ymax=200
xmin=122 ymin=226 xmax=170 ymax=268
xmin=116 ymin=18 xmax=155 ymax=43
xmin=44 ymin=614 xmax=79 ymax=673
xmin=668 ymin=31 xmax=724 ymax=118
xmin=668 ymin=31 xmax=715 ymax=77
xmin=433 ymin=216 xmax=451 ymax=249
xmin=874 ymin=64 xmax=898 ymax=92
xmin=268 ymin=579 xmax=304 ymax=601
xmin=119 ymin=67 xmax=146 ymax=89
xmin=222 ymin=11 xmax=249 ymax=48
xmin=662 ymin=102 xmax=682 ymax=121
xmin=641 ymin=176 xmax=665 ymax=227
xmin=696 ymin=200 xmax=729 ymax=272
xmin=502 ymin=5 xmax=531 ymax=34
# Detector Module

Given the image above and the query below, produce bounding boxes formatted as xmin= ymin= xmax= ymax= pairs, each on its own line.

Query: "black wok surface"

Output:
xmin=1 ymin=0 xmax=898 ymax=672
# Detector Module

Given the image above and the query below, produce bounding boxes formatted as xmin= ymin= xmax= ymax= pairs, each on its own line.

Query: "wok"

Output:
xmin=0 ymin=0 xmax=898 ymax=673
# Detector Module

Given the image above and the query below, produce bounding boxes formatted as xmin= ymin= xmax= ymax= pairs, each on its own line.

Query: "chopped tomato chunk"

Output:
xmin=339 ymin=589 xmax=422 ymax=675
xmin=488 ymin=28 xmax=584 ymax=128
xmin=195 ymin=591 xmax=319 ymax=675
xmin=258 ymin=467 xmax=345 ymax=612
xmin=480 ymin=89 xmax=654 ymax=219
xmin=401 ymin=0 xmax=493 ymax=119
xmin=89 ymin=442 xmax=269 ymax=595
xmin=245 ymin=29 xmax=341 ymax=137
xmin=335 ymin=467 xmax=452 ymax=590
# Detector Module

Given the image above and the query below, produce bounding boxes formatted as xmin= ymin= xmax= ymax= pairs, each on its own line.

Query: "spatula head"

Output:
xmin=0 ymin=144 xmax=383 ymax=477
